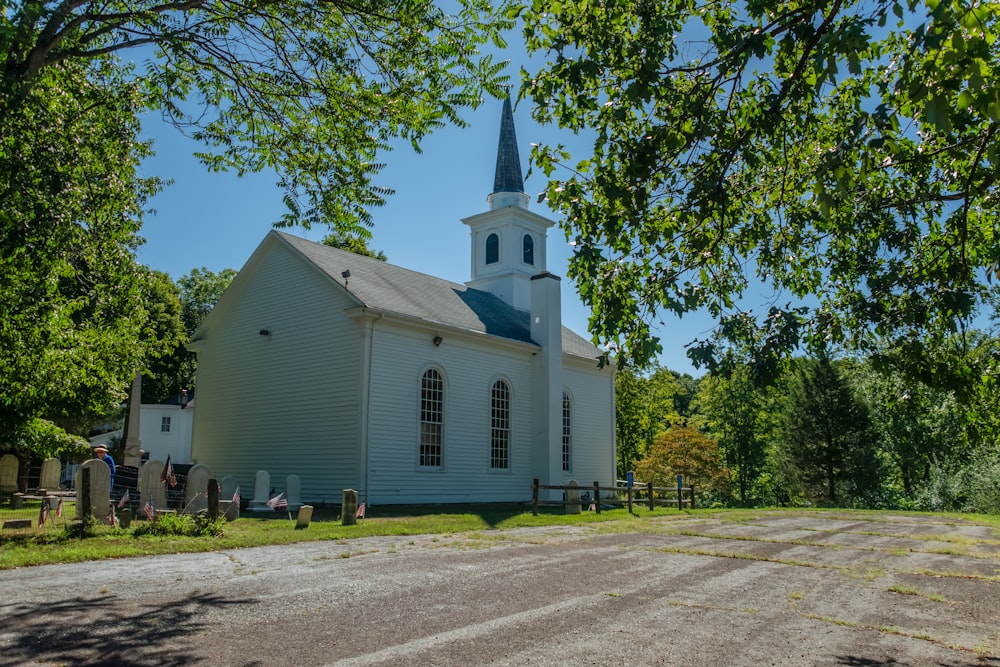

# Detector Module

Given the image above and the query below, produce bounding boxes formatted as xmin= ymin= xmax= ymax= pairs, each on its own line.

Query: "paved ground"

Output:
xmin=1 ymin=511 xmax=999 ymax=666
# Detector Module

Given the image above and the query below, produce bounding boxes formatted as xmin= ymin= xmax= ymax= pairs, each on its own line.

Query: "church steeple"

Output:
xmin=492 ymin=96 xmax=524 ymax=194
xmin=487 ymin=96 xmax=531 ymax=212
xmin=465 ymin=98 xmax=554 ymax=309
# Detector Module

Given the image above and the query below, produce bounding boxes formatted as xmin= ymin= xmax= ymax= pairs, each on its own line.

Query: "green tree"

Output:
xmin=777 ymin=356 xmax=879 ymax=506
xmin=844 ymin=358 xmax=964 ymax=499
xmin=177 ymin=267 xmax=238 ymax=336
xmin=322 ymin=232 xmax=388 ymax=261
xmin=521 ymin=0 xmax=1000 ymax=383
xmin=139 ymin=271 xmax=189 ymax=404
xmin=2 ymin=0 xmax=510 ymax=436
xmin=140 ymin=266 xmax=238 ymax=403
xmin=0 ymin=55 xmax=160 ymax=434
xmin=694 ymin=365 xmax=777 ymax=505
xmin=614 ymin=364 xmax=680 ymax=477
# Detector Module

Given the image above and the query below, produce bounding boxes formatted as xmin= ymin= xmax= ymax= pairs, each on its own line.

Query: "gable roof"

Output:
xmin=275 ymin=231 xmax=603 ymax=360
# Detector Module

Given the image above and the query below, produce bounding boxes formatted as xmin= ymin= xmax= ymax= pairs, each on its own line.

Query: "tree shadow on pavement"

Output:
xmin=0 ymin=591 xmax=258 ymax=666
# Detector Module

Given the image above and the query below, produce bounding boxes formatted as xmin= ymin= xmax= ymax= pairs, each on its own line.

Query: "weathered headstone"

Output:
xmin=341 ymin=488 xmax=358 ymax=526
xmin=75 ymin=459 xmax=110 ymax=519
xmin=566 ymin=479 xmax=582 ymax=514
xmin=219 ymin=475 xmax=240 ymax=521
xmin=285 ymin=475 xmax=302 ymax=512
xmin=249 ymin=470 xmax=271 ymax=512
xmin=38 ymin=458 xmax=61 ymax=492
xmin=139 ymin=460 xmax=168 ymax=512
xmin=119 ymin=507 xmax=133 ymax=529
xmin=0 ymin=454 xmax=19 ymax=495
xmin=184 ymin=464 xmax=212 ymax=514
xmin=295 ymin=505 xmax=314 ymax=530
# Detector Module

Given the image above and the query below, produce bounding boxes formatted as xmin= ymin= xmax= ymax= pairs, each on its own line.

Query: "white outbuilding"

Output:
xmin=188 ymin=100 xmax=616 ymax=505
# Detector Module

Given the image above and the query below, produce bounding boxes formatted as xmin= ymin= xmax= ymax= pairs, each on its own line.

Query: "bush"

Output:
xmin=132 ymin=512 xmax=226 ymax=538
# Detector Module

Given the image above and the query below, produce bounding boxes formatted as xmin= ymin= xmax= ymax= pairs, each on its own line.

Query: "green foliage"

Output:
xmin=2 ymin=0 xmax=512 ymax=436
xmin=63 ymin=515 xmax=98 ymax=540
xmin=3 ymin=0 xmax=513 ymax=231
xmin=614 ymin=365 xmax=681 ymax=476
xmin=843 ymin=357 xmax=966 ymax=498
xmin=776 ymin=356 xmax=881 ymax=506
xmin=521 ymin=0 xmax=1000 ymax=384
xmin=322 ymin=232 xmax=388 ymax=261
xmin=0 ymin=54 xmax=162 ymax=435
xmin=139 ymin=271 xmax=189 ymax=403
xmin=693 ymin=364 xmax=778 ymax=505
xmin=5 ymin=418 xmax=91 ymax=462
xmin=132 ymin=512 xmax=226 ymax=538
xmin=176 ymin=267 xmax=239 ymax=336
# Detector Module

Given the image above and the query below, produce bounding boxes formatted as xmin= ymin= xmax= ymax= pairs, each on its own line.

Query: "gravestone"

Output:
xmin=38 ymin=458 xmax=61 ymax=491
xmin=565 ymin=479 xmax=582 ymax=514
xmin=219 ymin=476 xmax=240 ymax=521
xmin=0 ymin=454 xmax=19 ymax=495
xmin=295 ymin=505 xmax=314 ymax=530
xmin=249 ymin=470 xmax=271 ymax=512
xmin=139 ymin=460 xmax=168 ymax=512
xmin=184 ymin=464 xmax=212 ymax=513
xmin=341 ymin=488 xmax=358 ymax=526
xmin=75 ymin=459 xmax=110 ymax=519
xmin=285 ymin=475 xmax=302 ymax=512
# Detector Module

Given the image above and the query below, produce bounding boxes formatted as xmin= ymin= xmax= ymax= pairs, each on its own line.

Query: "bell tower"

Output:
xmin=463 ymin=97 xmax=555 ymax=310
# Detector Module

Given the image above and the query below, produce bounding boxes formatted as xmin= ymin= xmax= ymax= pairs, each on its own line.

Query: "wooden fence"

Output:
xmin=531 ymin=478 xmax=695 ymax=515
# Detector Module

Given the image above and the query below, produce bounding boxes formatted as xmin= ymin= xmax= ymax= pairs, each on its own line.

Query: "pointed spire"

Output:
xmin=492 ymin=96 xmax=524 ymax=194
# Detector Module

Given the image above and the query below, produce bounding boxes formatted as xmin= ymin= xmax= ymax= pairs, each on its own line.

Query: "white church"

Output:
xmin=188 ymin=100 xmax=617 ymax=505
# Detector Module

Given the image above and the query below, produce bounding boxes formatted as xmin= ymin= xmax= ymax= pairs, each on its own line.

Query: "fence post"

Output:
xmin=690 ymin=484 xmax=696 ymax=509
xmin=627 ymin=483 xmax=633 ymax=514
xmin=593 ymin=481 xmax=601 ymax=514
xmin=532 ymin=478 xmax=539 ymax=516
xmin=648 ymin=482 xmax=654 ymax=511
xmin=677 ymin=474 xmax=683 ymax=511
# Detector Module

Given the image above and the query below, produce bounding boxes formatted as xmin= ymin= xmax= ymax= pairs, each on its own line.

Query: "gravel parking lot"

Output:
xmin=1 ymin=511 xmax=998 ymax=666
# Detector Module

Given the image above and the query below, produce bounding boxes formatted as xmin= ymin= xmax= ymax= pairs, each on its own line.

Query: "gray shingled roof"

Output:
xmin=276 ymin=232 xmax=602 ymax=360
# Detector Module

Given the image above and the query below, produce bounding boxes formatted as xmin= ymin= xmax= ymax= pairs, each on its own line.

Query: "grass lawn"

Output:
xmin=3 ymin=504 xmax=997 ymax=571
xmin=0 ymin=503 xmax=655 ymax=570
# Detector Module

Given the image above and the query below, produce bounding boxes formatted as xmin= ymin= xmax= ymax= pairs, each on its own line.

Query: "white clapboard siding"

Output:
xmin=366 ymin=323 xmax=537 ymax=504
xmin=561 ymin=359 xmax=617 ymax=486
xmin=191 ymin=237 xmax=363 ymax=502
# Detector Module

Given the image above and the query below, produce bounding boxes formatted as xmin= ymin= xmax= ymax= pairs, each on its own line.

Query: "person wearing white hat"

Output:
xmin=93 ymin=444 xmax=116 ymax=490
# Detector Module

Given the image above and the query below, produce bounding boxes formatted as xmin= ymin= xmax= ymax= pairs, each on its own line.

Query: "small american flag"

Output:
xmin=356 ymin=502 xmax=366 ymax=519
xmin=38 ymin=501 xmax=49 ymax=527
xmin=161 ymin=455 xmax=177 ymax=488
xmin=118 ymin=489 xmax=130 ymax=508
xmin=108 ymin=505 xmax=118 ymax=527
xmin=232 ymin=486 xmax=240 ymax=506
xmin=267 ymin=492 xmax=287 ymax=509
xmin=143 ymin=500 xmax=155 ymax=521
xmin=55 ymin=499 xmax=63 ymax=517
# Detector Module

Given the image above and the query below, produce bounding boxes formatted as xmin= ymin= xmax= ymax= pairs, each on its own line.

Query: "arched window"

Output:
xmin=485 ymin=233 xmax=499 ymax=265
xmin=522 ymin=234 xmax=534 ymax=266
xmin=561 ymin=391 xmax=572 ymax=472
xmin=420 ymin=369 xmax=444 ymax=467
xmin=490 ymin=380 xmax=511 ymax=469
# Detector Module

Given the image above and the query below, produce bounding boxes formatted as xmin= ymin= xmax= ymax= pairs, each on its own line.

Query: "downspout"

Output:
xmin=358 ymin=314 xmax=378 ymax=505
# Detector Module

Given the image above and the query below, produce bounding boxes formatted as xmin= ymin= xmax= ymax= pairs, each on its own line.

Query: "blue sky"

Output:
xmin=133 ymin=72 xmax=713 ymax=376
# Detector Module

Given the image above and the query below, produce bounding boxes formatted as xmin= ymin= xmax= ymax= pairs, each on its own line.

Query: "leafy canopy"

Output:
xmin=1 ymin=1 xmax=511 ymax=433
xmin=520 ymin=0 xmax=1000 ymax=381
